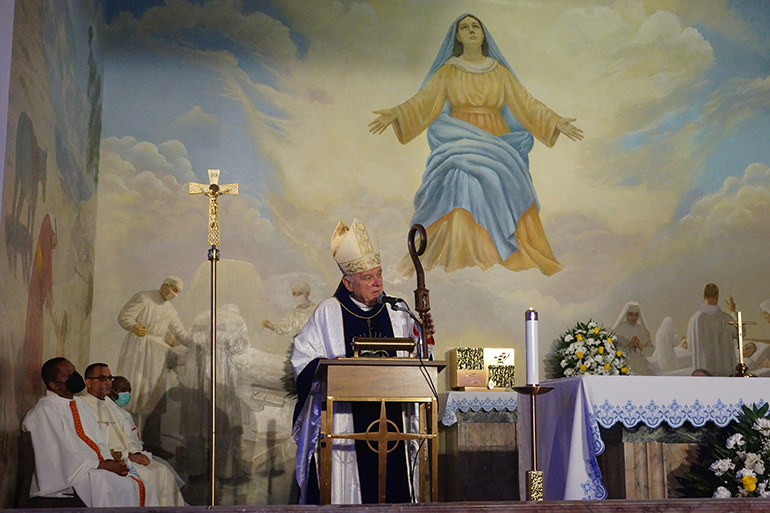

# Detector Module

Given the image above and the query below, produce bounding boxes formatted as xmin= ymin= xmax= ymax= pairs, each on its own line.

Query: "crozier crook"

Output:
xmin=408 ymin=224 xmax=430 ymax=357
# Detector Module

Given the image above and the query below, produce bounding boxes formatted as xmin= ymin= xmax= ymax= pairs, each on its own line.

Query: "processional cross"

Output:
xmin=723 ymin=311 xmax=757 ymax=377
xmin=189 ymin=169 xmax=239 ymax=245
xmin=189 ymin=169 xmax=238 ymax=506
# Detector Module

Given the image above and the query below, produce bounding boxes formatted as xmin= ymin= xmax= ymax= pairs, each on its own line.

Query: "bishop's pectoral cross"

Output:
xmin=189 ymin=169 xmax=238 ymax=246
xmin=723 ymin=311 xmax=757 ymax=377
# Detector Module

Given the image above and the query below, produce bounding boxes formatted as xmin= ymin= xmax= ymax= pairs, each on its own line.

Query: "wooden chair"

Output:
xmin=14 ymin=430 xmax=86 ymax=508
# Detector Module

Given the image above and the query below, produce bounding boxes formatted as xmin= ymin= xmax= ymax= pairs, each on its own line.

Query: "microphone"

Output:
xmin=377 ymin=293 xmax=405 ymax=308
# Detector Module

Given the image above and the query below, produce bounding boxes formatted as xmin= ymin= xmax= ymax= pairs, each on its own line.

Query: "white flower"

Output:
xmin=588 ymin=321 xmax=597 ymax=328
xmin=737 ymin=467 xmax=757 ymax=480
xmin=560 ymin=359 xmax=568 ymax=368
xmin=710 ymin=459 xmax=735 ymax=476
xmin=753 ymin=418 xmax=770 ymax=436
xmin=743 ymin=452 xmax=765 ymax=475
xmin=713 ymin=486 xmax=731 ymax=498
xmin=564 ymin=334 xmax=574 ymax=343
xmin=564 ymin=367 xmax=575 ymax=377
xmin=759 ymin=481 xmax=770 ymax=498
xmin=726 ymin=434 xmax=745 ymax=449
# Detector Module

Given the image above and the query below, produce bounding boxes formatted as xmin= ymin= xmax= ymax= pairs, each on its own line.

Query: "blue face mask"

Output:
xmin=114 ymin=392 xmax=131 ymax=407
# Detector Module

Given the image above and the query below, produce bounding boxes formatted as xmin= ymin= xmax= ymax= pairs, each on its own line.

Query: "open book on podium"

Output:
xmin=315 ymin=338 xmax=446 ymax=504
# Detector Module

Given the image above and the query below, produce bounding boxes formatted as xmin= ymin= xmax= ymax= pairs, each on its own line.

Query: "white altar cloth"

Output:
xmin=439 ymin=391 xmax=518 ymax=426
xmin=518 ymin=376 xmax=770 ymax=500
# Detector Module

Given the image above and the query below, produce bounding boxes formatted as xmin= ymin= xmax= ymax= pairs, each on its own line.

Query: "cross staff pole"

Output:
xmin=723 ymin=311 xmax=757 ymax=378
xmin=189 ymin=169 xmax=238 ymax=506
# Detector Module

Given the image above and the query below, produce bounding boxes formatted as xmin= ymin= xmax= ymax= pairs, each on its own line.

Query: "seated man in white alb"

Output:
xmin=110 ymin=376 xmax=187 ymax=488
xmin=81 ymin=363 xmax=185 ymax=506
xmin=22 ymin=357 xmax=158 ymax=507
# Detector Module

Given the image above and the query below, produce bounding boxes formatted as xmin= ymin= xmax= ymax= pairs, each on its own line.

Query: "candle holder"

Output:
xmin=513 ymin=384 xmax=554 ymax=501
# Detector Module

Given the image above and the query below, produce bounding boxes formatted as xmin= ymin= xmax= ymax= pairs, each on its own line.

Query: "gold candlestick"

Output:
xmin=513 ymin=384 xmax=554 ymax=501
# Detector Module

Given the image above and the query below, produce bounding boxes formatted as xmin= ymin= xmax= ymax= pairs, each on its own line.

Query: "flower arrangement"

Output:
xmin=546 ymin=320 xmax=629 ymax=378
xmin=679 ymin=403 xmax=770 ymax=498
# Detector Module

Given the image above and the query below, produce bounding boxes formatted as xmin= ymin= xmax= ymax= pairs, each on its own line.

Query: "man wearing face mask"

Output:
xmin=116 ymin=276 xmax=192 ymax=452
xmin=262 ymin=280 xmax=317 ymax=337
xmin=82 ymin=364 xmax=185 ymax=506
xmin=110 ymin=376 xmax=187 ymax=491
xmin=21 ymin=357 xmax=159 ymax=507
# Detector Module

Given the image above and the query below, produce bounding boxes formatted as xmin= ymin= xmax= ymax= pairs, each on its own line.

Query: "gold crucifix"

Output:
xmin=723 ymin=311 xmax=757 ymax=377
xmin=189 ymin=169 xmax=238 ymax=245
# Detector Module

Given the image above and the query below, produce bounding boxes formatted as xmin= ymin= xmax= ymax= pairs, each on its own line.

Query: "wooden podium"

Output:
xmin=316 ymin=358 xmax=446 ymax=504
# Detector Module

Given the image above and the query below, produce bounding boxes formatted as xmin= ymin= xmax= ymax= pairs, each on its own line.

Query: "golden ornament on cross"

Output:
xmin=189 ymin=169 xmax=238 ymax=245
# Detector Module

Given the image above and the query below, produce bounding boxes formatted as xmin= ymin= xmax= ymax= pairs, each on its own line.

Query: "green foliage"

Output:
xmin=281 ymin=342 xmax=297 ymax=398
xmin=546 ymin=319 xmax=629 ymax=379
xmin=678 ymin=403 xmax=770 ymax=498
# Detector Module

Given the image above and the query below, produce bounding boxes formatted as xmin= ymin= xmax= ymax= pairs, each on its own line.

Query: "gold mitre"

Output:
xmin=330 ymin=218 xmax=381 ymax=275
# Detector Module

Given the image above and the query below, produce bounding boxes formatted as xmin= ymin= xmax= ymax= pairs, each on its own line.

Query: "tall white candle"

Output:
xmin=525 ymin=308 xmax=539 ymax=385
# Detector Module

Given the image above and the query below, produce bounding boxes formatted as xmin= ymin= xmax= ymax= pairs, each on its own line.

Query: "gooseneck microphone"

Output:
xmin=377 ymin=293 xmax=405 ymax=308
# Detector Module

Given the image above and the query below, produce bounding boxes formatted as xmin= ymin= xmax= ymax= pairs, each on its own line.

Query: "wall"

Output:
xmin=0 ymin=0 xmax=14 ymax=207
xmin=88 ymin=0 xmax=770 ymax=505
xmin=2 ymin=0 xmax=770 ymax=507
xmin=0 ymin=0 xmax=101 ymax=506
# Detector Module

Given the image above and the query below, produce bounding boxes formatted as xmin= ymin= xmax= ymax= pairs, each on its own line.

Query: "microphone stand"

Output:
xmin=390 ymin=301 xmax=424 ymax=359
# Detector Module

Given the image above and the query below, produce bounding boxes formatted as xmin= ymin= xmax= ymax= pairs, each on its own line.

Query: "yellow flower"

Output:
xmin=598 ymin=347 xmax=604 ymax=354
xmin=579 ymin=364 xmax=587 ymax=372
xmin=594 ymin=327 xmax=599 ymax=334
xmin=604 ymin=363 xmax=610 ymax=371
xmin=576 ymin=334 xmax=583 ymax=341
xmin=576 ymin=351 xmax=583 ymax=359
xmin=621 ymin=366 xmax=628 ymax=374
xmin=616 ymin=350 xmax=623 ymax=357
xmin=742 ymin=475 xmax=757 ymax=492
xmin=607 ymin=337 xmax=613 ymax=344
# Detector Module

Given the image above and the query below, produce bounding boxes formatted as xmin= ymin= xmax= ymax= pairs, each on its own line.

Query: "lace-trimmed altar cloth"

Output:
xmin=439 ymin=391 xmax=519 ymax=426
xmin=518 ymin=376 xmax=770 ymax=500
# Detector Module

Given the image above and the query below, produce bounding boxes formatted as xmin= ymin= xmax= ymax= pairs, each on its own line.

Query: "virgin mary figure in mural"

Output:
xmin=369 ymin=14 xmax=583 ymax=275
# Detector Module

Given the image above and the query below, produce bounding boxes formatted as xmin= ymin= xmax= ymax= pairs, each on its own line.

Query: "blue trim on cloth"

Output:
xmin=591 ymin=397 xmax=765 ymax=429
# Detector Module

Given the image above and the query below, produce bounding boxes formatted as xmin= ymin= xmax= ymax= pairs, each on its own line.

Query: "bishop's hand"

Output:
xmin=420 ymin=312 xmax=436 ymax=337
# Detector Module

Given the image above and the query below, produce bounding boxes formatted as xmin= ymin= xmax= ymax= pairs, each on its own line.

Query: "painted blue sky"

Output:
xmin=92 ymin=0 xmax=770 ymax=375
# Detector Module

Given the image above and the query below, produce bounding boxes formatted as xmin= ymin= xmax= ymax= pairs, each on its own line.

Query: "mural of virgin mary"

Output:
xmin=370 ymin=14 xmax=583 ymax=275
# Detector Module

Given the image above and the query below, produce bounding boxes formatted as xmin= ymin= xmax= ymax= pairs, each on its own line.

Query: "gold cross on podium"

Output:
xmin=724 ymin=311 xmax=757 ymax=377
xmin=189 ymin=169 xmax=238 ymax=246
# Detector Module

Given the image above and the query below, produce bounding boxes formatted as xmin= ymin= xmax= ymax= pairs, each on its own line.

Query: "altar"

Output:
xmin=518 ymin=376 xmax=770 ymax=500
xmin=438 ymin=391 xmax=519 ymax=501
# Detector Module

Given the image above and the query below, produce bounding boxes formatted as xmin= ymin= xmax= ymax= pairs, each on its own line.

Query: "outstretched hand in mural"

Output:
xmin=368 ymin=13 xmax=583 ymax=276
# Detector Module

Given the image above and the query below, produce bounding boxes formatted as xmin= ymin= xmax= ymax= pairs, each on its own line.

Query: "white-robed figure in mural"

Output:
xmin=261 ymin=280 xmax=317 ymax=338
xmin=177 ymin=303 xmax=250 ymax=480
xmin=116 ymin=276 xmax=193 ymax=433
xmin=369 ymin=13 xmax=582 ymax=275
xmin=291 ymin=219 xmax=433 ymax=504
xmin=687 ymin=283 xmax=737 ymax=376
xmin=611 ymin=302 xmax=654 ymax=375
xmin=651 ymin=317 xmax=679 ymax=373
